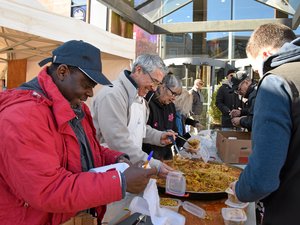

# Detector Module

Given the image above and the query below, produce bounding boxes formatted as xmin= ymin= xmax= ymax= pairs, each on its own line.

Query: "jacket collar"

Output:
xmin=244 ymin=83 xmax=256 ymax=99
xmin=37 ymin=67 xmax=77 ymax=130
xmin=119 ymin=70 xmax=139 ymax=107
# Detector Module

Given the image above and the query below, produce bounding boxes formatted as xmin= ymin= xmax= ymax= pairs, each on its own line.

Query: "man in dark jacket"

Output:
xmin=230 ymin=23 xmax=300 ymax=225
xmin=216 ymin=70 xmax=241 ymax=130
xmin=0 ymin=40 xmax=157 ymax=225
xmin=230 ymin=71 xmax=257 ymax=131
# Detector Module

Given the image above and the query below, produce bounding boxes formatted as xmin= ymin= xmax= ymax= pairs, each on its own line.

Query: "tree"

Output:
xmin=208 ymin=83 xmax=222 ymax=125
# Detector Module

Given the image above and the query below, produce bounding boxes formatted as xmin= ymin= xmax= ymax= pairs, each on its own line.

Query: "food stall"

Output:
xmin=116 ymin=130 xmax=256 ymax=225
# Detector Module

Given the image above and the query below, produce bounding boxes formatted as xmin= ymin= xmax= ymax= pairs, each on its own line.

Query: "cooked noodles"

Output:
xmin=157 ymin=157 xmax=241 ymax=192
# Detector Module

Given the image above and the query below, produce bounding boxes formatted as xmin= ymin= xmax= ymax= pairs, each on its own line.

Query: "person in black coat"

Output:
xmin=230 ymin=71 xmax=257 ymax=131
xmin=143 ymin=74 xmax=182 ymax=160
xmin=216 ymin=70 xmax=241 ymax=130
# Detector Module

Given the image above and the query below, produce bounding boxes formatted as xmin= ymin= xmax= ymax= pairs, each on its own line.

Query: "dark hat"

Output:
xmin=226 ymin=69 xmax=236 ymax=76
xmin=231 ymin=71 xmax=249 ymax=90
xmin=39 ymin=40 xmax=112 ymax=86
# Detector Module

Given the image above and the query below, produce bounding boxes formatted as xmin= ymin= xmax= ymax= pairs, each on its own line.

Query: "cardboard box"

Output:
xmin=216 ymin=131 xmax=252 ymax=164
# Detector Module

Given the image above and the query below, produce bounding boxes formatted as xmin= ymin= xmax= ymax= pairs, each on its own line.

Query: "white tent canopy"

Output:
xmin=0 ymin=0 xmax=135 ymax=62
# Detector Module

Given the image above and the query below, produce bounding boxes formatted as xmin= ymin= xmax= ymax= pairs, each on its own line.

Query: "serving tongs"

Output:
xmin=168 ymin=136 xmax=181 ymax=154
xmin=176 ymin=135 xmax=193 ymax=145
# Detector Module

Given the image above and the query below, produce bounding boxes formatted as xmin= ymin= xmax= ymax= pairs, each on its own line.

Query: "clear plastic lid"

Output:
xmin=182 ymin=201 xmax=206 ymax=219
xmin=221 ymin=208 xmax=247 ymax=222
xmin=225 ymin=199 xmax=249 ymax=209
xmin=225 ymin=187 xmax=235 ymax=195
xmin=166 ymin=171 xmax=186 ymax=196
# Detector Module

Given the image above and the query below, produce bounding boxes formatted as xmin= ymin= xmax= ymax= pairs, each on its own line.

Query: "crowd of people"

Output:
xmin=0 ymin=22 xmax=299 ymax=225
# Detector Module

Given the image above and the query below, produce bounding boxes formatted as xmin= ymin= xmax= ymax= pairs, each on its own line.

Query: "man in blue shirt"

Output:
xmin=231 ymin=23 xmax=300 ymax=225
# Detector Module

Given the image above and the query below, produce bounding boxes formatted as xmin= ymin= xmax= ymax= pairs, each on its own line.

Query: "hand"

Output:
xmin=160 ymin=130 xmax=177 ymax=145
xmin=229 ymin=180 xmax=237 ymax=193
xmin=124 ymin=162 xmax=157 ymax=194
xmin=229 ymin=181 xmax=241 ymax=203
xmin=117 ymin=155 xmax=132 ymax=166
xmin=157 ymin=162 xmax=174 ymax=178
xmin=229 ymin=109 xmax=241 ymax=118
xmin=195 ymin=122 xmax=205 ymax=131
xmin=231 ymin=117 xmax=241 ymax=127
xmin=185 ymin=146 xmax=199 ymax=154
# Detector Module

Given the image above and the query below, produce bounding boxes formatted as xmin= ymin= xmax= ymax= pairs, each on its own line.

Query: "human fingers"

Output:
xmin=118 ymin=156 xmax=133 ymax=166
xmin=124 ymin=167 xmax=151 ymax=193
xmin=166 ymin=130 xmax=177 ymax=140
xmin=133 ymin=160 xmax=145 ymax=168
xmin=144 ymin=167 xmax=157 ymax=177
xmin=231 ymin=118 xmax=237 ymax=126
xmin=229 ymin=181 xmax=237 ymax=194
xmin=186 ymin=147 xmax=199 ymax=154
xmin=157 ymin=163 xmax=174 ymax=178
xmin=161 ymin=132 xmax=175 ymax=145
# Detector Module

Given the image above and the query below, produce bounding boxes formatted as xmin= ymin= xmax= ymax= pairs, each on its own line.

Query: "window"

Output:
xmin=71 ymin=0 xmax=87 ymax=21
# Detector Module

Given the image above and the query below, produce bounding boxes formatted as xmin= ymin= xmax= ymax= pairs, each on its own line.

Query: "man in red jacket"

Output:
xmin=0 ymin=40 xmax=157 ymax=225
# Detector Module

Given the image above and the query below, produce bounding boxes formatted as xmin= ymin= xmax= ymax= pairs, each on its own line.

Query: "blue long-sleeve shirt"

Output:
xmin=236 ymin=74 xmax=292 ymax=202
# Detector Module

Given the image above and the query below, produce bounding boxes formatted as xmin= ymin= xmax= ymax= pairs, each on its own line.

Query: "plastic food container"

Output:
xmin=225 ymin=187 xmax=241 ymax=204
xmin=182 ymin=201 xmax=206 ymax=219
xmin=222 ymin=208 xmax=247 ymax=225
xmin=225 ymin=199 xmax=249 ymax=209
xmin=160 ymin=198 xmax=181 ymax=212
xmin=227 ymin=193 xmax=241 ymax=204
xmin=166 ymin=171 xmax=186 ymax=196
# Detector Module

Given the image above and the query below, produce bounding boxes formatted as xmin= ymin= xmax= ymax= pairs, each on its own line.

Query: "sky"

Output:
xmin=158 ymin=0 xmax=300 ymax=40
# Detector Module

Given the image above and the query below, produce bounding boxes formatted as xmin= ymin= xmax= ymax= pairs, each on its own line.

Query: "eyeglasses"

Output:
xmin=146 ymin=71 xmax=163 ymax=87
xmin=165 ymin=85 xmax=181 ymax=97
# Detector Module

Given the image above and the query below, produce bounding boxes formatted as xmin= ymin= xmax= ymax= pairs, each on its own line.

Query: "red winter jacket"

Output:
xmin=0 ymin=68 xmax=124 ymax=225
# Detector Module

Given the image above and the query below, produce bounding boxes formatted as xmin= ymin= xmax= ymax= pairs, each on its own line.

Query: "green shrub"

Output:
xmin=208 ymin=83 xmax=222 ymax=124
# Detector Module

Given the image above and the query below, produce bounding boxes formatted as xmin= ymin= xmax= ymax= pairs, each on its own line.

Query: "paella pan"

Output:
xmin=157 ymin=157 xmax=242 ymax=200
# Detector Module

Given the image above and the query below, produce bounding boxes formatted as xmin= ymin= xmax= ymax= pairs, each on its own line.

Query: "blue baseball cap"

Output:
xmin=39 ymin=40 xmax=112 ymax=86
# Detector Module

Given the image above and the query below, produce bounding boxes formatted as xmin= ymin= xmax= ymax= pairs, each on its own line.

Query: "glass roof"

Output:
xmin=135 ymin=0 xmax=192 ymax=23
xmin=129 ymin=0 xmax=300 ymax=24
xmin=255 ymin=0 xmax=300 ymax=15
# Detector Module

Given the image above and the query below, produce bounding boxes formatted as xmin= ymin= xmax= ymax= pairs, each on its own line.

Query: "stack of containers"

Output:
xmin=164 ymin=171 xmax=206 ymax=219
xmin=221 ymin=187 xmax=248 ymax=224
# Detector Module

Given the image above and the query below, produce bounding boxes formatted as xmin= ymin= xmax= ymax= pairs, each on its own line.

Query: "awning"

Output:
xmin=0 ymin=0 xmax=136 ymax=63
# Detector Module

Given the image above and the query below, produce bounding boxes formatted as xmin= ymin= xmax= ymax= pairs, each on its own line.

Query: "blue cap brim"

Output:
xmin=39 ymin=57 xmax=52 ymax=67
xmin=78 ymin=67 xmax=113 ymax=87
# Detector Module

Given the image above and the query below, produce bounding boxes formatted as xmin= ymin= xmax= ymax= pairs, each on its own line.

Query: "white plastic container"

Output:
xmin=166 ymin=171 xmax=186 ymax=196
xmin=221 ymin=208 xmax=247 ymax=225
xmin=225 ymin=187 xmax=241 ymax=204
xmin=160 ymin=198 xmax=181 ymax=212
xmin=225 ymin=199 xmax=249 ymax=209
xmin=182 ymin=201 xmax=206 ymax=219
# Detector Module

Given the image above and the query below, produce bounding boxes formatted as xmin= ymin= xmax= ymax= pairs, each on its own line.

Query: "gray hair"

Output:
xmin=162 ymin=73 xmax=182 ymax=89
xmin=174 ymin=89 xmax=193 ymax=116
xmin=131 ymin=54 xmax=168 ymax=75
xmin=154 ymin=74 xmax=182 ymax=102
